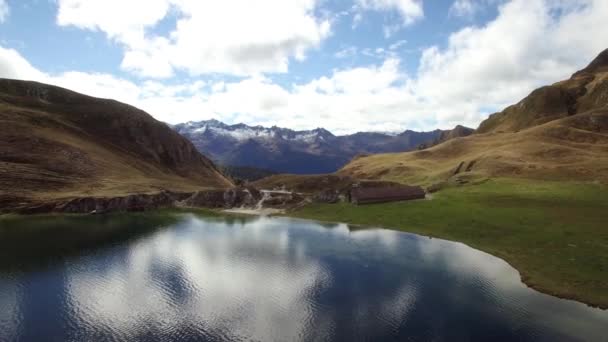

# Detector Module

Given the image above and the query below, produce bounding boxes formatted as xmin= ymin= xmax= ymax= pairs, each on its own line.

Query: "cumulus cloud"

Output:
xmin=416 ymin=0 xmax=608 ymax=124
xmin=0 ymin=0 xmax=9 ymax=23
xmin=56 ymin=0 xmax=331 ymax=78
xmin=3 ymin=0 xmax=608 ymax=134
xmin=0 ymin=45 xmax=195 ymax=123
xmin=0 ymin=47 xmax=45 ymax=80
xmin=449 ymin=0 xmax=505 ymax=19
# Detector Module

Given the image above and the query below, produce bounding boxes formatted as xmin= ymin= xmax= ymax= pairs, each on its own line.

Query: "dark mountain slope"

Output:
xmin=0 ymin=79 xmax=232 ymax=207
xmin=418 ymin=125 xmax=475 ymax=149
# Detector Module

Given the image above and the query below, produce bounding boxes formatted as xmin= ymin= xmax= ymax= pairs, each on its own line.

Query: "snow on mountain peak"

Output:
xmin=176 ymin=120 xmax=337 ymax=143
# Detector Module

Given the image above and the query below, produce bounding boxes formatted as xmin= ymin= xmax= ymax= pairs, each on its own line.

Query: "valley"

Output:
xmin=2 ymin=2 xmax=608 ymax=341
xmin=1 ymin=44 xmax=607 ymax=326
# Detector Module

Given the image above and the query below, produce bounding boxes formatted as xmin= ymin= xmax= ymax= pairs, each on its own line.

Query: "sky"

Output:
xmin=0 ymin=0 xmax=607 ymax=134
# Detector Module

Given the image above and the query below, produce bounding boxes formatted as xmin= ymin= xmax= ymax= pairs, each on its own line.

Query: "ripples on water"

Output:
xmin=0 ymin=213 xmax=606 ymax=341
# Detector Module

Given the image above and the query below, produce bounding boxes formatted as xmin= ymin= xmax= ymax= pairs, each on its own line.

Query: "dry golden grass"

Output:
xmin=339 ymin=110 xmax=608 ymax=186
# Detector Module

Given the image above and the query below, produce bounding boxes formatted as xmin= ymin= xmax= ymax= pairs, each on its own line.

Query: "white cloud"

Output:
xmin=352 ymin=11 xmax=363 ymax=29
xmin=0 ymin=0 xmax=9 ymax=23
xmin=449 ymin=0 xmax=478 ymax=18
xmin=389 ymin=40 xmax=408 ymax=50
xmin=0 ymin=45 xmax=199 ymax=123
xmin=56 ymin=0 xmax=170 ymax=39
xmin=298 ymin=58 xmax=402 ymax=95
xmin=0 ymin=47 xmax=45 ymax=80
xmin=449 ymin=0 xmax=505 ymax=19
xmin=416 ymin=0 xmax=608 ymax=125
xmin=356 ymin=0 xmax=424 ymax=25
xmin=334 ymin=46 xmax=358 ymax=59
xmin=3 ymin=0 xmax=608 ymax=135
xmin=56 ymin=0 xmax=331 ymax=78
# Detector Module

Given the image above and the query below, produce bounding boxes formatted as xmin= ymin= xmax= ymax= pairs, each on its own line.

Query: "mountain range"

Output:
xmin=173 ymin=120 xmax=467 ymax=174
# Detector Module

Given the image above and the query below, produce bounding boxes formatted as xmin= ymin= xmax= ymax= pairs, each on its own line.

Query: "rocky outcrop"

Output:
xmin=9 ymin=187 xmax=267 ymax=214
xmin=418 ymin=125 xmax=475 ymax=149
xmin=313 ymin=189 xmax=341 ymax=203
xmin=14 ymin=191 xmax=193 ymax=214
xmin=58 ymin=191 xmax=193 ymax=213
xmin=260 ymin=191 xmax=306 ymax=208
xmin=181 ymin=187 xmax=262 ymax=208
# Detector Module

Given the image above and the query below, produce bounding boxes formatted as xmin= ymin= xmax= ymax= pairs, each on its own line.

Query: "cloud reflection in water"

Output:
xmin=0 ymin=214 xmax=606 ymax=341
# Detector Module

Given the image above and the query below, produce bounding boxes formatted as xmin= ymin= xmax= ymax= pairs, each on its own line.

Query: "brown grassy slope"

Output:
xmin=339 ymin=49 xmax=608 ymax=186
xmin=0 ymin=79 xmax=232 ymax=206
xmin=478 ymin=49 xmax=608 ymax=134
xmin=340 ymin=110 xmax=608 ymax=185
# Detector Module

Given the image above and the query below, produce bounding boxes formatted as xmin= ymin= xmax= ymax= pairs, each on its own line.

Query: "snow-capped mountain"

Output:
xmin=176 ymin=119 xmax=334 ymax=143
xmin=173 ymin=120 xmax=444 ymax=174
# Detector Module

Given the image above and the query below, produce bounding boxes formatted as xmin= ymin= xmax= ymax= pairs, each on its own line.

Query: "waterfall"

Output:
xmin=255 ymin=190 xmax=271 ymax=210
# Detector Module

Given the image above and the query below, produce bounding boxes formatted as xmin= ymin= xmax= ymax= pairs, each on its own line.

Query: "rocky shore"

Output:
xmin=1 ymin=179 xmax=427 ymax=215
xmin=2 ymin=186 xmax=309 ymax=215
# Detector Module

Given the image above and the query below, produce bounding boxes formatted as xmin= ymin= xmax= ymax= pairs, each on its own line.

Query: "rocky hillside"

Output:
xmin=0 ymin=79 xmax=232 ymax=209
xmin=340 ymin=49 xmax=608 ymax=186
xmin=173 ymin=120 xmax=444 ymax=174
xmin=418 ymin=125 xmax=475 ymax=149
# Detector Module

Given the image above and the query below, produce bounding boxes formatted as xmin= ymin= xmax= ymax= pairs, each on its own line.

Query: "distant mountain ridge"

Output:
xmin=173 ymin=120 xmax=446 ymax=174
xmin=417 ymin=125 xmax=475 ymax=150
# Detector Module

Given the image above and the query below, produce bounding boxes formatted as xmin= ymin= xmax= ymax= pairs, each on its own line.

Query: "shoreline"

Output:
xmin=273 ymin=212 xmax=608 ymax=311
xmin=279 ymin=179 xmax=608 ymax=310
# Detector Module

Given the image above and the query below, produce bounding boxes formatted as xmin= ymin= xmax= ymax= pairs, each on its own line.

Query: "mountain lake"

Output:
xmin=0 ymin=213 xmax=606 ymax=341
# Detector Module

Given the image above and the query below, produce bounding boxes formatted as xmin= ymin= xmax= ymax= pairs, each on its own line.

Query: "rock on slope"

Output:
xmin=418 ymin=125 xmax=475 ymax=149
xmin=0 ymin=79 xmax=232 ymax=209
xmin=340 ymin=49 xmax=608 ymax=185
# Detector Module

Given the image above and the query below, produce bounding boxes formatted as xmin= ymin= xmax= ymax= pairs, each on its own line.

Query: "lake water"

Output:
xmin=0 ymin=213 xmax=606 ymax=341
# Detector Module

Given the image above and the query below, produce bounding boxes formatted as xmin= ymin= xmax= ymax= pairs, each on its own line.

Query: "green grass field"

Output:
xmin=288 ymin=178 xmax=608 ymax=308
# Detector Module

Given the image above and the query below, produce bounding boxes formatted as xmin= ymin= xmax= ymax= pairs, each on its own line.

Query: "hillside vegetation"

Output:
xmin=339 ymin=49 xmax=608 ymax=186
xmin=0 ymin=79 xmax=232 ymax=210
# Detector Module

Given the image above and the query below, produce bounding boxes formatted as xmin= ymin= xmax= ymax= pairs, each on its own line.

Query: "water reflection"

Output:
xmin=0 ymin=214 xmax=606 ymax=341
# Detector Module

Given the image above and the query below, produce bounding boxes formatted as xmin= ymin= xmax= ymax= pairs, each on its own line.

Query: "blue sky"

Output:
xmin=0 ymin=0 xmax=607 ymax=134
